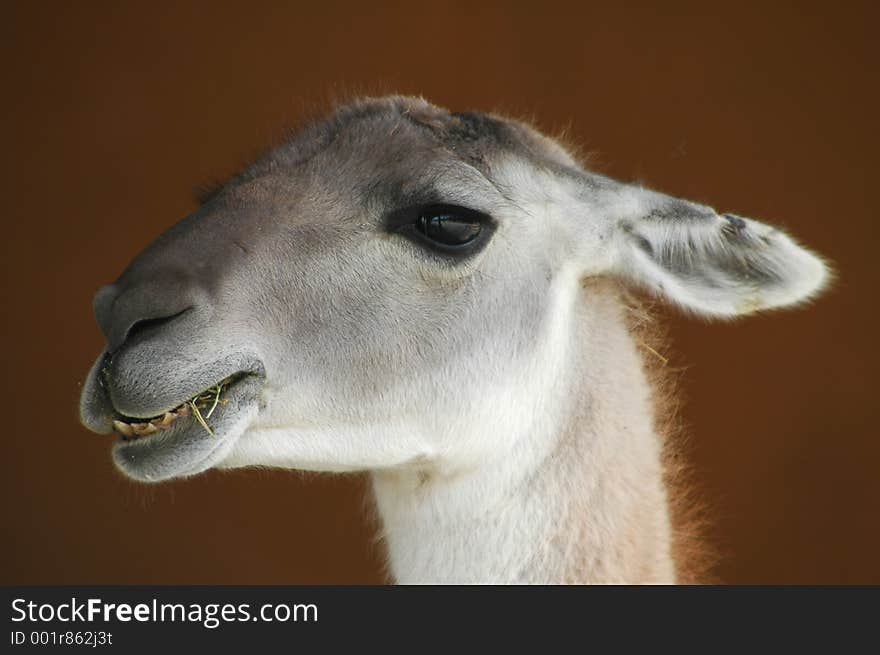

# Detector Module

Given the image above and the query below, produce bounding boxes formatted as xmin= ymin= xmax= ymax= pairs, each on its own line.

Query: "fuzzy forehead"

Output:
xmin=205 ymin=96 xmax=582 ymax=207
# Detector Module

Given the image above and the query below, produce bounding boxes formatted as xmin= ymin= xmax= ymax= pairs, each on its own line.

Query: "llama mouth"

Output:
xmin=106 ymin=367 xmax=265 ymax=482
xmin=111 ymin=373 xmax=245 ymax=441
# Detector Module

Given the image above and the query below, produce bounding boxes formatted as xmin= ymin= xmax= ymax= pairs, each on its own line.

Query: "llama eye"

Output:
xmin=385 ymin=203 xmax=493 ymax=256
xmin=415 ymin=208 xmax=482 ymax=247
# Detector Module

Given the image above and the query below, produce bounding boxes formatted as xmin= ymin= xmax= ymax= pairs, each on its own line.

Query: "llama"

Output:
xmin=79 ymin=96 xmax=829 ymax=583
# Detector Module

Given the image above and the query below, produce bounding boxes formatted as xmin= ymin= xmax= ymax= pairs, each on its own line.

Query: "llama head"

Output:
xmin=79 ymin=96 xmax=829 ymax=482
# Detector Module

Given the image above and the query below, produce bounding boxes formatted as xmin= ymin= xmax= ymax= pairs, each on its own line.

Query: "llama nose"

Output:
xmin=93 ymin=279 xmax=196 ymax=353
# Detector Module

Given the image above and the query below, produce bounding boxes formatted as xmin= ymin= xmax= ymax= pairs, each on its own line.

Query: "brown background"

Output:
xmin=2 ymin=1 xmax=877 ymax=584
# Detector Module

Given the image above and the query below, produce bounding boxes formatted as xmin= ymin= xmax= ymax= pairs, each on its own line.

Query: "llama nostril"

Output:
xmin=118 ymin=308 xmax=191 ymax=351
xmin=95 ymin=276 xmax=201 ymax=353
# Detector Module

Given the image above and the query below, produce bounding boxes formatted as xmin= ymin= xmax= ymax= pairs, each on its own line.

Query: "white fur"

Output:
xmin=370 ymin=270 xmax=674 ymax=583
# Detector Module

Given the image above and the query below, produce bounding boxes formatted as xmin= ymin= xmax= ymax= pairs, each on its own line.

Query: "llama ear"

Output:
xmin=608 ymin=192 xmax=830 ymax=317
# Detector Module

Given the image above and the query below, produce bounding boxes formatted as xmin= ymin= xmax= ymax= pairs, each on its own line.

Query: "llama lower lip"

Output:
xmin=110 ymin=374 xmax=263 ymax=482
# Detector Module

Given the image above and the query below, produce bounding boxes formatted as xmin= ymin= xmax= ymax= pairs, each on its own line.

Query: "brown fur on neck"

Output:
xmin=619 ymin=285 xmax=718 ymax=584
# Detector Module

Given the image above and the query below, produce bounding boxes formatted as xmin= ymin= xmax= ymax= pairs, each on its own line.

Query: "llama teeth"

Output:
xmin=113 ymin=420 xmax=133 ymax=436
xmin=131 ymin=422 xmax=159 ymax=436
xmin=109 ymin=373 xmax=240 ymax=439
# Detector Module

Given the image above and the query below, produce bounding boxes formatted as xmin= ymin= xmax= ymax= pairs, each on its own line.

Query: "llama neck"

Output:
xmin=371 ymin=284 xmax=675 ymax=584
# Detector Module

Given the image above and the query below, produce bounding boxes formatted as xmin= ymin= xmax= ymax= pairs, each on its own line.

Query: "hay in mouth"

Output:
xmin=112 ymin=373 xmax=243 ymax=440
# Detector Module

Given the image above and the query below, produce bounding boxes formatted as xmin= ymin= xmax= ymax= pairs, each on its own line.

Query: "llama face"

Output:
xmin=79 ymin=96 xmax=828 ymax=482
